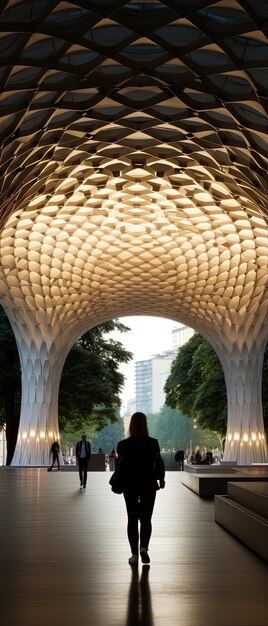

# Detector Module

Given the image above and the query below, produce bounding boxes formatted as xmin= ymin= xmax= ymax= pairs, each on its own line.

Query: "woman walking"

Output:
xmin=117 ymin=412 xmax=165 ymax=565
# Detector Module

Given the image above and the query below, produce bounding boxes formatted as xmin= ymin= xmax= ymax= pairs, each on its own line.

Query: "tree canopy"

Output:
xmin=59 ymin=320 xmax=132 ymax=432
xmin=90 ymin=416 xmax=125 ymax=453
xmin=147 ymin=405 xmax=221 ymax=452
xmin=60 ymin=412 xmax=125 ymax=455
xmin=165 ymin=333 xmax=268 ymax=438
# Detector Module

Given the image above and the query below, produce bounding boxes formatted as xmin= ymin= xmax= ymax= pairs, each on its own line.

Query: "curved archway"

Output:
xmin=0 ymin=1 xmax=267 ymax=464
xmin=0 ymin=191 xmax=267 ymax=465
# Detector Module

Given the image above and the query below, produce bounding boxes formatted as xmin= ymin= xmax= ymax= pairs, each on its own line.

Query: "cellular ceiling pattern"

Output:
xmin=0 ymin=0 xmax=267 ymax=464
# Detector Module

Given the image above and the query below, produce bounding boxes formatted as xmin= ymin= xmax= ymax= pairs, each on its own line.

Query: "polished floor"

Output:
xmin=0 ymin=469 xmax=267 ymax=626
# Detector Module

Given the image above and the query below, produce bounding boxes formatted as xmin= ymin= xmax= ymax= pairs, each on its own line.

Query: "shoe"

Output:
xmin=140 ymin=548 xmax=150 ymax=564
xmin=80 ymin=484 xmax=83 ymax=489
xmin=83 ymin=485 xmax=86 ymax=489
xmin=128 ymin=554 xmax=138 ymax=565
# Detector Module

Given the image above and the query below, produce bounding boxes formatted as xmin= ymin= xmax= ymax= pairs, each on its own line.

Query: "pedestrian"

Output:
xmin=76 ymin=434 xmax=91 ymax=489
xmin=116 ymin=411 xmax=165 ymax=565
xmin=195 ymin=447 xmax=202 ymax=464
xmin=201 ymin=451 xmax=210 ymax=465
xmin=175 ymin=447 xmax=185 ymax=471
xmin=109 ymin=448 xmax=116 ymax=471
xmin=207 ymin=450 xmax=214 ymax=465
xmin=188 ymin=451 xmax=195 ymax=464
xmin=47 ymin=440 xmax=60 ymax=471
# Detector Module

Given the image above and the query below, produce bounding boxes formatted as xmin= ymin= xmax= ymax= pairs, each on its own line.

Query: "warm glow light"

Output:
xmin=1 ymin=7 xmax=267 ymax=470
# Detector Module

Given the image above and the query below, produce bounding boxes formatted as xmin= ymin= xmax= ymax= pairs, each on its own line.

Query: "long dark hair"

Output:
xmin=129 ymin=412 xmax=149 ymax=437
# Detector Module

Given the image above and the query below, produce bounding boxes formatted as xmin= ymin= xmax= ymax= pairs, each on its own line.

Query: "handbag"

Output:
xmin=154 ymin=453 xmax=165 ymax=480
xmin=109 ymin=460 xmax=124 ymax=494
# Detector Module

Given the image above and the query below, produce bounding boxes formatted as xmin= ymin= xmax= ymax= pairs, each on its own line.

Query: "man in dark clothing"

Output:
xmin=175 ymin=448 xmax=185 ymax=471
xmin=48 ymin=440 xmax=60 ymax=471
xmin=76 ymin=434 xmax=91 ymax=488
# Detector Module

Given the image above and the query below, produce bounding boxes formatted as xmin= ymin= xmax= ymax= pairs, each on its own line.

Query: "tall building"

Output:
xmin=134 ymin=327 xmax=195 ymax=415
xmin=135 ymin=351 xmax=175 ymax=415
xmin=125 ymin=398 xmax=136 ymax=417
xmin=122 ymin=398 xmax=136 ymax=436
xmin=172 ymin=325 xmax=195 ymax=351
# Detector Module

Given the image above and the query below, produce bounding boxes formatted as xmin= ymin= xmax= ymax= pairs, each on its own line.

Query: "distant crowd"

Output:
xmin=187 ymin=447 xmax=214 ymax=465
xmin=175 ymin=446 xmax=216 ymax=470
xmin=62 ymin=446 xmax=220 ymax=469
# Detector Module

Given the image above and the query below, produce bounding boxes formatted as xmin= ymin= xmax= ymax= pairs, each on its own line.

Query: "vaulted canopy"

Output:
xmin=0 ymin=1 xmax=267 ymax=465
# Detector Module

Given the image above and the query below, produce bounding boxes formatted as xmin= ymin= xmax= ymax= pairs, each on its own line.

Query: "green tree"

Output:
xmin=60 ymin=416 xmax=125 ymax=455
xmin=60 ymin=422 xmax=95 ymax=454
xmin=165 ymin=333 xmax=207 ymax=417
xmin=59 ymin=320 xmax=132 ymax=431
xmin=165 ymin=333 xmax=268 ymax=437
xmin=147 ymin=405 xmax=220 ymax=452
xmin=91 ymin=415 xmax=125 ymax=453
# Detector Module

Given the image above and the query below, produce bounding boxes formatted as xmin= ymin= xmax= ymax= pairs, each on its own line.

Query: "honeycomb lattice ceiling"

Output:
xmin=0 ymin=0 xmax=268 ymax=348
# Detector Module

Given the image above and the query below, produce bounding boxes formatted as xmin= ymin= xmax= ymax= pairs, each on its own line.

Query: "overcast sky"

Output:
xmin=109 ymin=316 xmax=180 ymax=411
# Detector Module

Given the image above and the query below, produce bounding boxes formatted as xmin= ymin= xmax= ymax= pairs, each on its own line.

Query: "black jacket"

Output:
xmin=50 ymin=442 xmax=60 ymax=455
xmin=76 ymin=440 xmax=91 ymax=459
xmin=117 ymin=436 xmax=165 ymax=493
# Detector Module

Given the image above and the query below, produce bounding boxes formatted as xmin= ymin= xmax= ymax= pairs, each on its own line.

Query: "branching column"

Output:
xmin=11 ymin=333 xmax=67 ymax=466
xmin=222 ymin=349 xmax=267 ymax=464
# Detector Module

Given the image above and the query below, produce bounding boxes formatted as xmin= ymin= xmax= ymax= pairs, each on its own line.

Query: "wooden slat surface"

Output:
xmin=0 ymin=469 xmax=267 ymax=626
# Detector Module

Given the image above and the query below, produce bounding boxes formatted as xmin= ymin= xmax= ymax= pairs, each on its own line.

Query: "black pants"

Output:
xmin=124 ymin=490 xmax=156 ymax=555
xmin=178 ymin=460 xmax=184 ymax=471
xmin=78 ymin=458 xmax=88 ymax=486
xmin=50 ymin=452 xmax=60 ymax=469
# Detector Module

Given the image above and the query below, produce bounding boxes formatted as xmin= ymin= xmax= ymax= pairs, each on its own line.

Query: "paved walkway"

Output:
xmin=0 ymin=469 xmax=267 ymax=626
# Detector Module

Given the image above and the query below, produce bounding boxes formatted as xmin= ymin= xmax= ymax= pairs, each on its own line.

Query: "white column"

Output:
xmin=11 ymin=339 xmax=65 ymax=466
xmin=222 ymin=352 xmax=267 ymax=464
